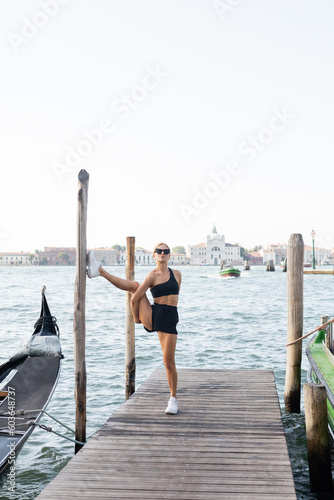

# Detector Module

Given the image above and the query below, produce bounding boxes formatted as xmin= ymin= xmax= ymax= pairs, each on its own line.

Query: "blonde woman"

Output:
xmin=87 ymin=243 xmax=181 ymax=415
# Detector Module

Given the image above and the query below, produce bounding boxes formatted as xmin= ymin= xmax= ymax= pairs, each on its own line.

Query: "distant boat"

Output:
xmin=304 ymin=263 xmax=312 ymax=268
xmin=0 ymin=287 xmax=63 ymax=475
xmin=220 ymin=267 xmax=241 ymax=278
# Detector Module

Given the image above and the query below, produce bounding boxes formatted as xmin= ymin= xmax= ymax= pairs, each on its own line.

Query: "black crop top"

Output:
xmin=150 ymin=268 xmax=179 ymax=299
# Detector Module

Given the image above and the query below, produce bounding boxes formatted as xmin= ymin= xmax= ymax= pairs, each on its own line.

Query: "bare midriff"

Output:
xmin=154 ymin=294 xmax=179 ymax=307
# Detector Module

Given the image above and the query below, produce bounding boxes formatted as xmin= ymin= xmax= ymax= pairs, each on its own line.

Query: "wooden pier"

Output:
xmin=304 ymin=270 xmax=334 ymax=275
xmin=37 ymin=368 xmax=296 ymax=499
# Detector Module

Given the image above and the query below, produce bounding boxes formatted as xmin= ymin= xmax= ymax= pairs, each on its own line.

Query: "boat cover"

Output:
xmin=8 ymin=335 xmax=62 ymax=363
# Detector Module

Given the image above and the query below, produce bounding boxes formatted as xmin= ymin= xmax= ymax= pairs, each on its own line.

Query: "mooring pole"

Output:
xmin=304 ymin=383 xmax=333 ymax=495
xmin=284 ymin=233 xmax=304 ymax=413
xmin=125 ymin=236 xmax=135 ymax=400
xmin=282 ymin=258 xmax=287 ymax=272
xmin=73 ymin=169 xmax=89 ymax=452
xmin=321 ymin=315 xmax=330 ymax=350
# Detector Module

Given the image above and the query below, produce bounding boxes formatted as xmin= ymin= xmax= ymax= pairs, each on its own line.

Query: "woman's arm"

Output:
xmin=174 ymin=269 xmax=182 ymax=292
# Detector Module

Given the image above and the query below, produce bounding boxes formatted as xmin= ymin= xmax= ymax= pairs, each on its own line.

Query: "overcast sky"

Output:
xmin=1 ymin=0 xmax=333 ymax=253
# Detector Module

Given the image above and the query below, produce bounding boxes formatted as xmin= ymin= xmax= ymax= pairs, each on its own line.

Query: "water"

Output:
xmin=0 ymin=265 xmax=333 ymax=499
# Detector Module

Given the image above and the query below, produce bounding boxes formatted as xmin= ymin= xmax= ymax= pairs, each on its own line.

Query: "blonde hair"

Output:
xmin=153 ymin=242 xmax=170 ymax=253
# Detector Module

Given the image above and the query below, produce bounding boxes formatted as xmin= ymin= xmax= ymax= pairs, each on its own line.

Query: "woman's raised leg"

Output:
xmin=87 ymin=251 xmax=153 ymax=330
xmin=99 ymin=268 xmax=153 ymax=331
xmin=99 ymin=267 xmax=139 ymax=293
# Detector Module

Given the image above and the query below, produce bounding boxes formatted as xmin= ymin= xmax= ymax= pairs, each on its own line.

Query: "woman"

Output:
xmin=86 ymin=243 xmax=181 ymax=415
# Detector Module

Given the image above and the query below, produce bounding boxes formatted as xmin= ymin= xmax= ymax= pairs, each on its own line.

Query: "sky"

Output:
xmin=0 ymin=0 xmax=333 ymax=253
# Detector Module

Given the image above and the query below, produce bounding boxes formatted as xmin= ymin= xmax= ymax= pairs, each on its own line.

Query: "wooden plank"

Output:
xmin=38 ymin=478 xmax=296 ymax=493
xmin=37 ymin=368 xmax=296 ymax=499
xmin=78 ymin=443 xmax=290 ymax=453
xmin=36 ymin=492 xmax=293 ymax=500
xmin=304 ymin=270 xmax=334 ymax=274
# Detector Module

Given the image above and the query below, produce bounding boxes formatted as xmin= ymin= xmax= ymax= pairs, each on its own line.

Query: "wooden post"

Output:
xmin=304 ymin=383 xmax=333 ymax=495
xmin=284 ymin=234 xmax=304 ymax=413
xmin=244 ymin=260 xmax=250 ymax=270
xmin=282 ymin=258 xmax=287 ymax=272
xmin=321 ymin=315 xmax=330 ymax=350
xmin=125 ymin=236 xmax=135 ymax=400
xmin=73 ymin=169 xmax=89 ymax=453
xmin=266 ymin=259 xmax=275 ymax=271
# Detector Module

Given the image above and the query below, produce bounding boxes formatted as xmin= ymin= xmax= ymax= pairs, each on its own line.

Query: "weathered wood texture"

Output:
xmin=304 ymin=383 xmax=332 ymax=495
xmin=37 ymin=368 xmax=296 ymax=499
xmin=266 ymin=259 xmax=275 ymax=271
xmin=73 ymin=169 xmax=89 ymax=452
xmin=284 ymin=233 xmax=304 ymax=413
xmin=125 ymin=236 xmax=136 ymax=400
xmin=304 ymin=270 xmax=334 ymax=275
xmin=282 ymin=258 xmax=287 ymax=272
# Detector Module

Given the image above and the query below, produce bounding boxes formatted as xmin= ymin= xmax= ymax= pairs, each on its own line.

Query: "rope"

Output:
xmin=0 ymin=408 xmax=89 ymax=445
xmin=286 ymin=317 xmax=334 ymax=346
xmin=19 ymin=409 xmax=76 ymax=434
xmin=0 ymin=422 xmax=32 ymax=431
xmin=0 ymin=409 xmax=37 ymax=417
xmin=26 ymin=420 xmax=86 ymax=446
xmin=0 ymin=409 xmax=76 ymax=434
xmin=34 ymin=315 xmax=60 ymax=336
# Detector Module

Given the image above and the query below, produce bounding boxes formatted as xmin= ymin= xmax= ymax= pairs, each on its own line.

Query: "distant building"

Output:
xmin=135 ymin=248 xmax=154 ymax=265
xmin=187 ymin=243 xmax=207 ymax=265
xmin=92 ymin=248 xmax=118 ymax=266
xmin=207 ymin=225 xmax=225 ymax=266
xmin=169 ymin=253 xmax=188 ymax=266
xmin=38 ymin=246 xmax=118 ymax=266
xmin=224 ymin=243 xmax=241 ymax=265
xmin=262 ymin=250 xmax=276 ymax=265
xmin=262 ymin=242 xmax=333 ymax=266
xmin=264 ymin=244 xmax=287 ymax=265
xmin=38 ymin=247 xmax=76 ymax=265
xmin=188 ymin=225 xmax=242 ymax=265
xmin=304 ymin=245 xmax=332 ymax=265
xmin=329 ymin=249 xmax=334 ymax=264
xmin=0 ymin=252 xmax=38 ymax=266
xmin=246 ymin=251 xmax=263 ymax=265
xmin=120 ymin=248 xmax=154 ymax=265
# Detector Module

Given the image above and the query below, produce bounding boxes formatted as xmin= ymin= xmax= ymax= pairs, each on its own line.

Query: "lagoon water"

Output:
xmin=0 ymin=264 xmax=334 ymax=499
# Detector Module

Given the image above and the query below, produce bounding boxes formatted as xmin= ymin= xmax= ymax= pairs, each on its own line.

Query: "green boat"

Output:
xmin=219 ymin=267 xmax=241 ymax=278
xmin=306 ymin=320 xmax=334 ymax=439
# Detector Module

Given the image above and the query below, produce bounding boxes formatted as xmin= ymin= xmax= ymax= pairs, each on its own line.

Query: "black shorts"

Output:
xmin=144 ymin=304 xmax=179 ymax=335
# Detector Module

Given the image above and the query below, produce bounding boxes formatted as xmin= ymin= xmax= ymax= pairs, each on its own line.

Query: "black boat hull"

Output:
xmin=0 ymin=289 xmax=62 ymax=474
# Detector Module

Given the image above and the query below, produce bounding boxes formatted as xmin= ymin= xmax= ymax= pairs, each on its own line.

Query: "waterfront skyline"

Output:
xmin=1 ymin=2 xmax=333 ymax=254
xmin=1 ymin=235 xmax=332 ymax=256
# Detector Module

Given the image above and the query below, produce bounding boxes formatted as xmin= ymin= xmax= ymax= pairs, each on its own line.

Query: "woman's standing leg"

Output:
xmin=158 ymin=332 xmax=178 ymax=398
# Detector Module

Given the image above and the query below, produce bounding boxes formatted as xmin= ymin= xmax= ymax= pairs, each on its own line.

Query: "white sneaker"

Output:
xmin=86 ymin=250 xmax=101 ymax=278
xmin=165 ymin=397 xmax=178 ymax=415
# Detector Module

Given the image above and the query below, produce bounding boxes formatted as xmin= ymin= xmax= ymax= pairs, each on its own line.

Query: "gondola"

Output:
xmin=306 ymin=319 xmax=334 ymax=440
xmin=0 ymin=287 xmax=63 ymax=475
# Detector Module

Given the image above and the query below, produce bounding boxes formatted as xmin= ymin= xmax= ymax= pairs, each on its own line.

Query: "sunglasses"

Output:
xmin=155 ymin=248 xmax=170 ymax=254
